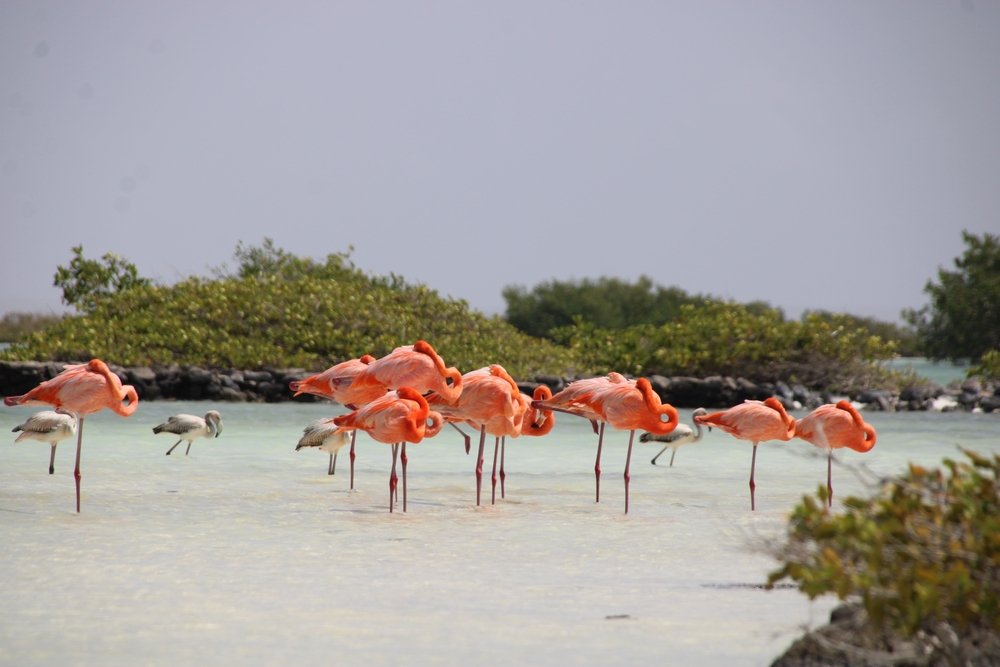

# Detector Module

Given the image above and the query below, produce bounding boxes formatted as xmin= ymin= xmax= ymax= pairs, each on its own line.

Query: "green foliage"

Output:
xmin=6 ymin=241 xmax=578 ymax=378
xmin=54 ymin=245 xmax=151 ymax=313
xmin=905 ymin=231 xmax=1000 ymax=362
xmin=805 ymin=310 xmax=923 ymax=357
xmin=503 ymin=275 xmax=713 ymax=339
xmin=768 ymin=450 xmax=1000 ymax=637
xmin=0 ymin=312 xmax=64 ymax=343
xmin=551 ymin=302 xmax=897 ymax=391
xmin=969 ymin=349 xmax=1000 ymax=382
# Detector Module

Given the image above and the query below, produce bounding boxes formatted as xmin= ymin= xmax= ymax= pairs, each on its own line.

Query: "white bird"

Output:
xmin=11 ymin=410 xmax=77 ymax=474
xmin=295 ymin=418 xmax=350 ymax=475
xmin=640 ymin=408 xmax=709 ymax=466
xmin=154 ymin=411 xmax=223 ymax=455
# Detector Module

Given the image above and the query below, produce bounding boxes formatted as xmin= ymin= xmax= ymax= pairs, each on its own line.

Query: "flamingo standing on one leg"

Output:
xmin=534 ymin=376 xmax=679 ymax=514
xmin=695 ymin=398 xmax=796 ymax=511
xmin=427 ymin=365 xmax=523 ymax=507
xmin=332 ymin=388 xmax=444 ymax=512
xmin=154 ymin=411 xmax=223 ymax=455
xmin=295 ymin=419 xmax=350 ymax=475
xmin=289 ymin=354 xmax=383 ymax=489
xmin=793 ymin=400 xmax=876 ymax=507
xmin=4 ymin=359 xmax=139 ymax=512
xmin=11 ymin=409 xmax=77 ymax=474
xmin=640 ymin=408 xmax=709 ymax=466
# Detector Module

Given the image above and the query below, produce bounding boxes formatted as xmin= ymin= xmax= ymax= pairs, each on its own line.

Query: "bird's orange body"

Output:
xmin=794 ymin=401 xmax=876 ymax=453
xmin=289 ymin=354 xmax=385 ymax=406
xmin=695 ymin=397 xmax=795 ymax=511
xmin=5 ymin=359 xmax=138 ymax=417
xmin=533 ymin=375 xmax=679 ymax=513
xmin=4 ymin=359 xmax=139 ymax=513
xmin=795 ymin=400 xmax=876 ymax=507
xmin=333 ymin=387 xmax=443 ymax=513
xmin=350 ymin=340 xmax=463 ymax=403
xmin=696 ymin=397 xmax=795 ymax=445
xmin=334 ymin=387 xmax=443 ymax=445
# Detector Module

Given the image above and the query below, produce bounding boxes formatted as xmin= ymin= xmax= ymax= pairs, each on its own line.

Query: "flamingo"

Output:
xmin=496 ymin=385 xmax=557 ymax=498
xmin=11 ymin=409 xmax=77 ymax=474
xmin=4 ymin=359 xmax=139 ymax=512
xmin=295 ymin=419 xmax=350 ymax=475
xmin=154 ymin=411 xmax=223 ymax=455
xmin=427 ymin=365 xmax=524 ymax=506
xmin=332 ymin=388 xmax=444 ymax=512
xmin=640 ymin=408 xmax=709 ymax=466
xmin=289 ymin=354 xmax=383 ymax=488
xmin=534 ymin=375 xmax=679 ymax=513
xmin=695 ymin=398 xmax=795 ymax=511
xmin=349 ymin=340 xmax=463 ymax=403
xmin=793 ymin=400 xmax=876 ymax=507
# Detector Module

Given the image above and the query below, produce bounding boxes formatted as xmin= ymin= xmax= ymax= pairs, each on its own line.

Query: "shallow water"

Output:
xmin=1 ymin=401 xmax=997 ymax=666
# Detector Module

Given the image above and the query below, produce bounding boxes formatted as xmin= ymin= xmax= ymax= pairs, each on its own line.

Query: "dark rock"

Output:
xmin=517 ymin=381 xmax=541 ymax=397
xmin=647 ymin=375 xmax=671 ymax=397
xmin=791 ymin=384 xmax=811 ymax=404
xmin=757 ymin=382 xmax=777 ymax=400
xmin=857 ymin=389 xmax=890 ymax=404
xmin=534 ymin=375 xmax=566 ymax=393
xmin=185 ymin=367 xmax=214 ymax=385
xmin=735 ymin=377 xmax=759 ymax=401
xmin=243 ymin=371 xmax=273 ymax=384
xmin=217 ymin=387 xmax=246 ymax=402
xmin=959 ymin=392 xmax=980 ymax=409
xmin=980 ymin=396 xmax=1000 ymax=413
xmin=127 ymin=367 xmax=157 ymax=384
xmin=219 ymin=375 xmax=237 ymax=390
xmin=775 ymin=381 xmax=794 ymax=400
xmin=961 ymin=378 xmax=981 ymax=394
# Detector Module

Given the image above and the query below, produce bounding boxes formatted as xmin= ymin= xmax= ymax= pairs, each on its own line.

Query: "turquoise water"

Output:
xmin=1 ymin=401 xmax=998 ymax=666
xmin=883 ymin=356 xmax=970 ymax=386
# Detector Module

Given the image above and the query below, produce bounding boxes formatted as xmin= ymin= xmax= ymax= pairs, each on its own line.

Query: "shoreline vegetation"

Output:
xmin=0 ymin=237 xmax=996 ymax=413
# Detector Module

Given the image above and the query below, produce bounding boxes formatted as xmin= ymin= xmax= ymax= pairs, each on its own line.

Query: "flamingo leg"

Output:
xmin=491 ymin=436 xmax=500 ymax=505
xmin=49 ymin=443 xmax=57 ymax=475
xmin=450 ymin=422 xmax=471 ymax=454
xmin=165 ymin=439 xmax=183 ymax=455
xmin=475 ymin=425 xmax=486 ymax=506
xmin=73 ymin=414 xmax=84 ymax=514
xmin=595 ymin=422 xmax=605 ymax=503
xmin=328 ymin=452 xmax=336 ymax=475
xmin=827 ymin=450 xmax=833 ymax=508
xmin=185 ymin=441 xmax=192 ymax=456
xmin=651 ymin=446 xmax=668 ymax=465
xmin=349 ymin=430 xmax=356 ymax=490
xmin=669 ymin=448 xmax=677 ymax=467
xmin=624 ymin=430 xmax=635 ymax=515
xmin=401 ymin=442 xmax=408 ymax=513
xmin=749 ymin=443 xmax=758 ymax=512
xmin=590 ymin=419 xmax=600 ymax=435
xmin=499 ymin=436 xmax=506 ymax=499
xmin=389 ymin=443 xmax=399 ymax=513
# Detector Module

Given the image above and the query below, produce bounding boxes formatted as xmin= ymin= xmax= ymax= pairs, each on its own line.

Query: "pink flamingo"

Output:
xmin=289 ymin=354 xmax=383 ymax=489
xmin=695 ymin=398 xmax=796 ymax=511
xmin=494 ymin=385 xmax=557 ymax=499
xmin=349 ymin=341 xmax=463 ymax=403
xmin=427 ymin=365 xmax=524 ymax=506
xmin=4 ymin=359 xmax=139 ymax=512
xmin=332 ymin=388 xmax=443 ymax=512
xmin=794 ymin=400 xmax=876 ymax=506
xmin=534 ymin=375 xmax=679 ymax=513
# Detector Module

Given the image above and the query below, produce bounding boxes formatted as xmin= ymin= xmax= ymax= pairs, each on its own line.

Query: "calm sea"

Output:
xmin=1 ymin=390 xmax=996 ymax=666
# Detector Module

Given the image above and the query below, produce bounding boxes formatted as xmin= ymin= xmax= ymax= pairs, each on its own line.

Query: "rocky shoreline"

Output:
xmin=1 ymin=361 xmax=997 ymax=412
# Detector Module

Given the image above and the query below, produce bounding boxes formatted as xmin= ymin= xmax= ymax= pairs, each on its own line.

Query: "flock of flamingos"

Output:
xmin=5 ymin=340 xmax=877 ymax=515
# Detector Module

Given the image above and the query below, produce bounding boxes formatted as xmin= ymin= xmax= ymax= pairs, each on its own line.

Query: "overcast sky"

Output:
xmin=2 ymin=1 xmax=998 ymax=323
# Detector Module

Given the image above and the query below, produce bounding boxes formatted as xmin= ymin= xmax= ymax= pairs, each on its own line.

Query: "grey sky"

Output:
xmin=2 ymin=1 xmax=998 ymax=323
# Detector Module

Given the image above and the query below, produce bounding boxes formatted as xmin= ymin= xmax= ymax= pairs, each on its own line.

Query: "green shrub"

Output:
xmin=0 ymin=312 xmax=64 ymax=343
xmin=2 ymin=242 xmax=580 ymax=378
xmin=768 ymin=450 xmax=1000 ymax=637
xmin=969 ymin=349 xmax=1000 ymax=383
xmin=551 ymin=302 xmax=898 ymax=391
